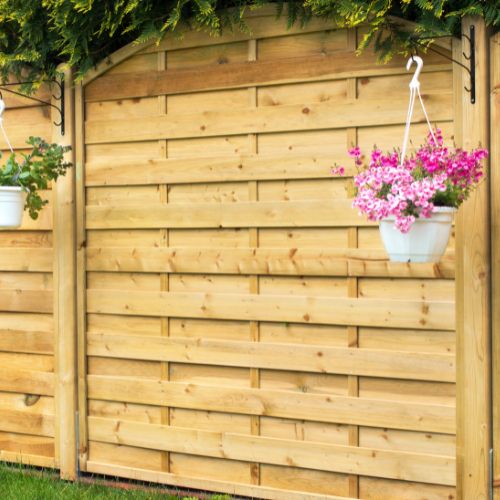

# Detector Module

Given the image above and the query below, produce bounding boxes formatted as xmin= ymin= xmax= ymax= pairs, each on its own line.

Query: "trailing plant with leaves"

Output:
xmin=0 ymin=0 xmax=499 ymax=90
xmin=0 ymin=137 xmax=72 ymax=219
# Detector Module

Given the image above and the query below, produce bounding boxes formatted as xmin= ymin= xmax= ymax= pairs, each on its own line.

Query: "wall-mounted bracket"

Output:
xmin=408 ymin=25 xmax=476 ymax=103
xmin=0 ymin=79 xmax=65 ymax=134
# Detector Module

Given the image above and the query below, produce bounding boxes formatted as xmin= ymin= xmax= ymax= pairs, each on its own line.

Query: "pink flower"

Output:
xmin=348 ymin=131 xmax=487 ymax=233
xmin=331 ymin=167 xmax=345 ymax=175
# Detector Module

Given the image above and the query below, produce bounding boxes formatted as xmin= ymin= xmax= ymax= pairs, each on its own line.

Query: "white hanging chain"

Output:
xmin=0 ymin=99 xmax=22 ymax=181
xmin=0 ymin=118 xmax=15 ymax=155
xmin=400 ymin=56 xmax=436 ymax=167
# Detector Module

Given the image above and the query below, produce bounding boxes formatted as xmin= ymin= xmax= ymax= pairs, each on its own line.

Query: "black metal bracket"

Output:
xmin=408 ymin=25 xmax=475 ymax=104
xmin=0 ymin=79 xmax=65 ymax=135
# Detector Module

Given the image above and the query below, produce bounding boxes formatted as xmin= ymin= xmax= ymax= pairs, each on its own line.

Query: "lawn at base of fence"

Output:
xmin=0 ymin=461 xmax=234 ymax=500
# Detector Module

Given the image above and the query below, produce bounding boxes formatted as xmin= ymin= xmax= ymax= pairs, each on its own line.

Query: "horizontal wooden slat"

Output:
xmin=0 ymin=248 xmax=52 ymax=272
xmin=87 ymin=460 xmax=348 ymax=500
xmin=0 ymin=230 xmax=52 ymax=248
xmin=82 ymin=11 xmax=343 ymax=87
xmin=88 ymin=417 xmax=455 ymax=485
xmin=86 ymin=290 xmax=455 ymax=331
xmin=84 ymin=95 xmax=453 ymax=145
xmin=85 ymin=200 xmax=374 ymax=229
xmin=142 ymin=14 xmax=343 ymax=56
xmin=0 ymin=409 xmax=55 ymax=437
xmin=0 ymin=87 xmax=53 ymax=110
xmin=86 ymin=246 xmax=455 ymax=279
xmin=19 ymin=207 xmax=53 ymax=231
xmin=85 ymin=50 xmax=450 ymax=102
xmin=0 ymin=123 xmax=51 ymax=150
xmin=0 ymin=312 xmax=53 ymax=332
xmin=0 ymin=330 xmax=54 ymax=355
xmin=0 ymin=368 xmax=54 ymax=396
xmin=0 ymin=289 xmax=53 ymax=313
xmin=85 ymin=154 xmax=354 ymax=187
xmin=0 ymin=271 xmax=53 ymax=291
xmin=88 ymin=376 xmax=455 ymax=433
xmin=0 ymin=352 xmax=54 ymax=373
xmin=0 ymin=450 xmax=57 ymax=468
xmin=87 ymin=334 xmax=455 ymax=381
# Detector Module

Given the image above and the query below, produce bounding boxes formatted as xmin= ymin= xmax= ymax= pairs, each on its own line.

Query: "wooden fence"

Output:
xmin=0 ymin=70 xmax=76 ymax=477
xmin=0 ymin=10 xmax=498 ymax=500
xmin=0 ymin=79 xmax=57 ymax=468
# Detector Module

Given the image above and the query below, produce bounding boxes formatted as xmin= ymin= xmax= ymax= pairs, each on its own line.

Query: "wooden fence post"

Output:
xmin=457 ymin=15 xmax=493 ymax=500
xmin=491 ymin=31 xmax=500 ymax=500
xmin=52 ymin=64 xmax=77 ymax=480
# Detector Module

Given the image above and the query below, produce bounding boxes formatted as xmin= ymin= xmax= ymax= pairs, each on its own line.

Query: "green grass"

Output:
xmin=0 ymin=461 xmax=231 ymax=500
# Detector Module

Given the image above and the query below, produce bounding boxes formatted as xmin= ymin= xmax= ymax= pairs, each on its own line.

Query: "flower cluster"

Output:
xmin=332 ymin=129 xmax=488 ymax=233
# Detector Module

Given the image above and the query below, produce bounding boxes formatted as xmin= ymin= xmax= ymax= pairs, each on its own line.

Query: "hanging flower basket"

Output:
xmin=0 ymin=186 xmax=28 ymax=229
xmin=0 ymin=96 xmax=72 ymax=229
xmin=0 ymin=137 xmax=72 ymax=229
xmin=379 ymin=207 xmax=457 ymax=263
xmin=333 ymin=56 xmax=488 ymax=263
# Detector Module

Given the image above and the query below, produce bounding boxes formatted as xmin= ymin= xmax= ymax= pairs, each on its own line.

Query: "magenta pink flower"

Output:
xmin=348 ymin=147 xmax=361 ymax=158
xmin=332 ymin=130 xmax=488 ymax=233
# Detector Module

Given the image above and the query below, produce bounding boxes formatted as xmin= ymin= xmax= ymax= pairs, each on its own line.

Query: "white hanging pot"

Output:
xmin=0 ymin=186 xmax=28 ymax=229
xmin=379 ymin=207 xmax=457 ymax=263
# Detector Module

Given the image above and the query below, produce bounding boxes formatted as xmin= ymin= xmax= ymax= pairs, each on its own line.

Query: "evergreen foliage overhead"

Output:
xmin=0 ymin=0 xmax=498 ymax=88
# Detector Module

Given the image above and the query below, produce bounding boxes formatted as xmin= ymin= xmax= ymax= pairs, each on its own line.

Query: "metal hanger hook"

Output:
xmin=407 ymin=55 xmax=424 ymax=89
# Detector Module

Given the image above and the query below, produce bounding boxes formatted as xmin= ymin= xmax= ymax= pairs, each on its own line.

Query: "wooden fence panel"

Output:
xmin=78 ymin=15 xmax=458 ymax=500
xmin=0 ymin=87 xmax=58 ymax=469
xmin=0 ymin=69 xmax=77 ymax=479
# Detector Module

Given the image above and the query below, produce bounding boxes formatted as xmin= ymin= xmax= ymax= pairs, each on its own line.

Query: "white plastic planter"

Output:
xmin=0 ymin=186 xmax=28 ymax=229
xmin=379 ymin=207 xmax=457 ymax=263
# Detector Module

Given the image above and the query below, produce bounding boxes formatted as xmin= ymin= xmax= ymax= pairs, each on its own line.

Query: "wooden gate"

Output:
xmin=76 ymin=11 xmax=459 ymax=500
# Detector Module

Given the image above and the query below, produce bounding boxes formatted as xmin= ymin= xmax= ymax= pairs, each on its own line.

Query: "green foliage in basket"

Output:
xmin=0 ymin=136 xmax=72 ymax=220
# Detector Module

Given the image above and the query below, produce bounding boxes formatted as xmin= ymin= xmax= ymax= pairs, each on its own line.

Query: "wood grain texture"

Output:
xmin=75 ymin=81 xmax=89 ymax=473
xmin=492 ymin=31 xmax=500 ymax=500
xmin=76 ymin=8 xmax=460 ymax=498
xmin=248 ymin=40 xmax=260 ymax=483
xmin=0 ymin=408 xmax=55 ymax=438
xmin=18 ymin=206 xmax=53 ymax=231
xmin=52 ymin=66 xmax=77 ymax=480
xmin=84 ymin=95 xmax=453 ymax=144
xmin=85 ymin=200 xmax=376 ymax=229
xmin=87 ymin=376 xmax=455 ymax=433
xmin=84 ymin=154 xmax=354 ymax=186
xmin=0 ymin=249 xmax=52 ymax=272
xmin=457 ymin=16 xmax=493 ymax=500
xmin=85 ymin=246 xmax=454 ymax=278
xmin=86 ymin=333 xmax=455 ymax=381
xmin=86 ymin=290 xmax=455 ymax=331
xmin=0 ymin=289 xmax=53 ymax=313
xmin=85 ymin=50 xmax=450 ymax=102
xmin=452 ymin=36 xmax=466 ymax=500
xmin=0 ymin=330 xmax=53 ymax=355
xmin=0 ymin=451 xmax=57 ymax=469
xmin=87 ymin=417 xmax=456 ymax=485
xmin=87 ymin=460 xmax=351 ymax=500
xmin=82 ymin=11 xmax=341 ymax=86
xmin=0 ymin=77 xmax=57 ymax=471
xmin=0 ymin=368 xmax=54 ymax=396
